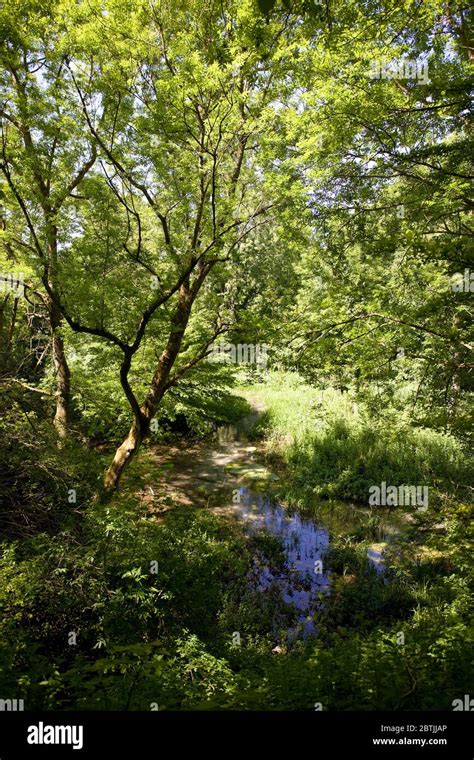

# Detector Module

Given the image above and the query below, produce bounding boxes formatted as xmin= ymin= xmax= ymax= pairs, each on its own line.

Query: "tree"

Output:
xmin=0 ymin=0 xmax=308 ymax=488
xmin=274 ymin=0 xmax=473 ymax=435
xmin=0 ymin=1 xmax=97 ymax=435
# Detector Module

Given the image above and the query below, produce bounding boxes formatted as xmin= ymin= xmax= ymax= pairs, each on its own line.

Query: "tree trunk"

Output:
xmin=45 ymin=221 xmax=71 ymax=439
xmin=104 ymin=283 xmax=192 ymax=491
xmin=7 ymin=295 xmax=18 ymax=352
xmin=103 ymin=420 xmax=143 ymax=491
xmin=49 ymin=301 xmax=71 ymax=438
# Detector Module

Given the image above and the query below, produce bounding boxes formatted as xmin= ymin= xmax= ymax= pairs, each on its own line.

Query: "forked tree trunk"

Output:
xmin=104 ymin=284 xmax=193 ymax=491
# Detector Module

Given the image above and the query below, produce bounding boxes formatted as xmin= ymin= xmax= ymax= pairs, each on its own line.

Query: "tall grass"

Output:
xmin=243 ymin=371 xmax=472 ymax=507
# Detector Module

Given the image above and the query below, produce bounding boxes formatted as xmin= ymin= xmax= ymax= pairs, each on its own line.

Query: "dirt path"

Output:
xmin=136 ymin=394 xmax=277 ymax=513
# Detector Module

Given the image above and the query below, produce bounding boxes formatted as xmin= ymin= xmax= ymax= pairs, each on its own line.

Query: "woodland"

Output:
xmin=0 ymin=0 xmax=472 ymax=711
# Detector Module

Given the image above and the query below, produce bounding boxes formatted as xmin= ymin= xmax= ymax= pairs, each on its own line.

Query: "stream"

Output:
xmin=216 ymin=403 xmax=401 ymax=638
xmin=149 ymin=398 xmax=402 ymax=639
xmin=231 ymin=486 xmax=330 ymax=636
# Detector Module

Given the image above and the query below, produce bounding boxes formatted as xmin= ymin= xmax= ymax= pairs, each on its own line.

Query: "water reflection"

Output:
xmin=231 ymin=487 xmax=330 ymax=637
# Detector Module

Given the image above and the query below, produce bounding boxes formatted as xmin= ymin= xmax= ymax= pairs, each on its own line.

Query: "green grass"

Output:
xmin=240 ymin=371 xmax=473 ymax=509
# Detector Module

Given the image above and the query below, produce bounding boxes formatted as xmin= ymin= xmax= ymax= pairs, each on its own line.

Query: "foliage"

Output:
xmin=0 ymin=0 xmax=471 ymax=714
